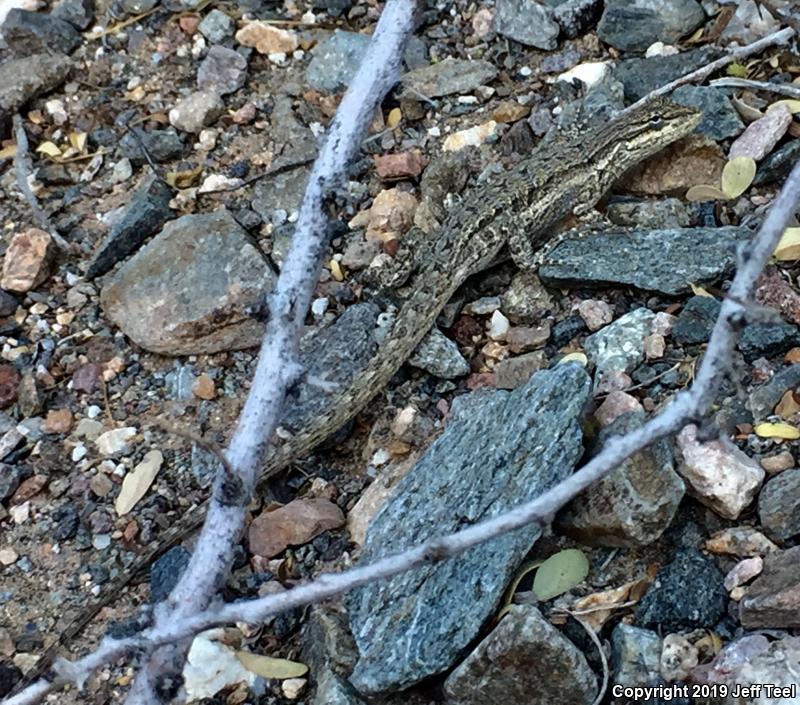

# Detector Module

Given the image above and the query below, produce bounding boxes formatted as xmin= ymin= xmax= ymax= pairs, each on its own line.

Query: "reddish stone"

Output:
xmin=232 ymin=102 xmax=256 ymax=125
xmin=449 ymin=315 xmax=483 ymax=347
xmin=0 ymin=228 xmax=56 ymax=293
xmin=11 ymin=474 xmax=47 ymax=503
xmin=42 ymin=408 xmax=74 ymax=434
xmin=0 ymin=365 xmax=20 ymax=409
xmin=178 ymin=15 xmax=200 ymax=34
xmin=466 ymin=372 xmax=495 ymax=390
xmin=755 ymin=267 xmax=800 ymax=326
xmin=374 ymin=150 xmax=427 ymax=180
xmin=72 ymin=363 xmax=103 ymax=393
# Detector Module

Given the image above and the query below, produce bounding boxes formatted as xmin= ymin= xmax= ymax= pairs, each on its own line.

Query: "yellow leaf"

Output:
xmin=721 ymin=157 xmax=756 ymax=199
xmin=774 ymin=227 xmax=800 ymax=261
xmin=769 ymin=99 xmax=800 ymax=114
xmin=35 ymin=141 xmax=62 ymax=158
xmin=235 ymin=652 xmax=308 ymax=680
xmin=0 ymin=144 xmax=17 ymax=160
xmin=69 ymin=132 xmax=88 ymax=152
xmin=558 ymin=352 xmax=588 ymax=366
xmin=754 ymin=422 xmax=800 ymax=440
xmin=330 ymin=259 xmax=344 ymax=281
xmin=386 ymin=107 xmax=402 ymax=129
xmin=689 ymin=283 xmax=713 ymax=297
xmin=685 ymin=184 xmax=729 ymax=202
xmin=726 ymin=63 xmax=748 ymax=78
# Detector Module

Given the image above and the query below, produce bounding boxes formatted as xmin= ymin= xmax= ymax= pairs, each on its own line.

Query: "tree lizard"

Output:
xmin=28 ymin=97 xmax=701 ymax=682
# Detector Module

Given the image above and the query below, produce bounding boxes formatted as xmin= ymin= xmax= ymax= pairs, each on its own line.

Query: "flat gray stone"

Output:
xmin=1 ymin=8 xmax=81 ymax=55
xmin=597 ymin=0 xmax=705 ymax=52
xmin=0 ymin=53 xmax=72 ymax=115
xmin=100 ymin=209 xmax=276 ymax=355
xmin=539 ymin=226 xmax=750 ymax=296
xmin=557 ymin=410 xmax=684 ymax=547
xmin=614 ymin=47 xmax=721 ymax=102
xmin=401 ymin=58 xmax=497 ymax=98
xmin=347 ymin=364 xmax=591 ymax=693
xmin=494 ymin=0 xmax=559 ymax=50
xmin=758 ymin=469 xmax=800 ymax=541
xmin=584 ymin=308 xmax=654 ymax=387
xmin=306 ymin=30 xmax=371 ymax=92
xmin=749 ymin=364 xmax=800 ymax=420
xmin=443 ymin=605 xmax=597 ymax=705
xmin=408 ymin=327 xmax=470 ymax=379
xmin=672 ymin=85 xmax=743 ymax=141
xmin=611 ymin=624 xmax=662 ymax=688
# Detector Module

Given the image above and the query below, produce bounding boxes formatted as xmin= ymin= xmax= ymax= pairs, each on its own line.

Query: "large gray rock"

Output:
xmin=539 ymin=227 xmax=751 ymax=296
xmin=306 ymin=30 xmax=371 ymax=92
xmin=0 ymin=53 xmax=72 ymax=116
xmin=598 ymin=0 xmax=705 ymax=52
xmin=401 ymin=58 xmax=497 ymax=99
xmin=347 ymin=364 xmax=591 ymax=693
xmin=758 ymin=469 xmax=800 ymax=541
xmin=443 ymin=605 xmax=597 ymax=705
xmin=493 ymin=0 xmax=560 ymax=50
xmin=1 ymin=8 xmax=81 ymax=55
xmin=749 ymin=364 xmax=800 ymax=420
xmin=557 ymin=410 xmax=684 ymax=547
xmin=100 ymin=209 xmax=276 ymax=354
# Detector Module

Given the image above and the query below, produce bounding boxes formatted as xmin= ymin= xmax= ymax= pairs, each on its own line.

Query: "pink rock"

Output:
xmin=248 ymin=498 xmax=345 ymax=558
xmin=729 ymin=104 xmax=792 ymax=161
xmin=1 ymin=228 xmax=56 ymax=293
xmin=724 ymin=555 xmax=763 ymax=591
xmin=577 ymin=299 xmax=613 ymax=332
xmin=374 ymin=150 xmax=426 ymax=180
xmin=594 ymin=390 xmax=642 ymax=427
xmin=675 ymin=424 xmax=764 ymax=519
xmin=644 ymin=333 xmax=665 ymax=360
xmin=651 ymin=312 xmax=677 ymax=336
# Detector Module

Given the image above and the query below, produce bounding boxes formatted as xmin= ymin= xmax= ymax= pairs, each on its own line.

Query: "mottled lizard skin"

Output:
xmin=30 ymin=98 xmax=701 ymax=681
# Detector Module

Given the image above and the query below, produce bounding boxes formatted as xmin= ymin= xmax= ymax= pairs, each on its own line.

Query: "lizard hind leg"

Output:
xmin=364 ymin=224 xmax=435 ymax=293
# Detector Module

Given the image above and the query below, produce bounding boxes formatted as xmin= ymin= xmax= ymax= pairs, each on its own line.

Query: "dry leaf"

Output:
xmin=69 ymin=132 xmax=88 ymax=152
xmin=166 ymin=164 xmax=203 ymax=188
xmin=571 ymin=577 xmax=650 ymax=631
xmin=774 ymin=227 xmax=800 ymax=261
xmin=685 ymin=184 xmax=728 ymax=201
xmin=386 ymin=108 xmax=402 ymax=128
xmin=775 ymin=390 xmax=800 ymax=419
xmin=329 ymin=259 xmax=344 ymax=281
xmin=768 ymin=99 xmax=800 ymax=114
xmin=690 ymin=283 xmax=713 ymax=297
xmin=115 ymin=450 xmax=163 ymax=515
xmin=0 ymin=144 xmax=17 ymax=160
xmin=721 ymin=156 xmax=756 ymax=199
xmin=35 ymin=141 xmax=62 ymax=158
xmin=754 ymin=422 xmax=800 ymax=440
xmin=730 ymin=96 xmax=763 ymax=122
xmin=558 ymin=352 xmax=588 ymax=366
xmin=235 ymin=652 xmax=308 ymax=680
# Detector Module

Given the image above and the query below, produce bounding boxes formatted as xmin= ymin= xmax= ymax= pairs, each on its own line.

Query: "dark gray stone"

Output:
xmin=306 ymin=30 xmax=371 ymax=92
xmin=738 ymin=322 xmax=800 ymax=362
xmin=553 ymin=0 xmax=603 ymax=38
xmin=606 ymin=197 xmax=690 ymax=229
xmin=672 ymin=296 xmax=721 ymax=345
xmin=100 ymin=209 xmax=277 ymax=355
xmin=197 ymin=8 xmax=234 ymax=43
xmin=117 ymin=0 xmax=159 ymax=14
xmin=740 ymin=546 xmax=800 ymax=629
xmin=443 ymin=605 xmax=598 ymax=705
xmin=408 ymin=327 xmax=470 ymax=379
xmin=758 ymin=469 xmax=800 ymax=541
xmin=0 ymin=663 xmax=22 ymax=699
xmin=197 ymin=45 xmax=248 ymax=95
xmin=150 ymin=546 xmax=191 ymax=602
xmin=312 ymin=0 xmax=352 ymax=17
xmin=251 ymin=166 xmax=311 ymax=228
xmin=0 ymin=53 xmax=72 ymax=116
xmin=401 ymin=58 xmax=498 ymax=99
xmin=0 ymin=464 xmax=22 ymax=501
xmin=52 ymin=0 xmax=94 ymax=29
xmin=611 ymin=623 xmax=662 ymax=688
xmin=557 ymin=410 xmax=684 ymax=547
xmin=0 ymin=291 xmax=17 ymax=317
xmin=86 ymin=175 xmax=173 ymax=279
xmin=636 ymin=549 xmax=727 ymax=630
xmin=119 ymin=129 xmax=185 ymax=164
xmin=494 ymin=0 xmax=559 ymax=50
xmin=672 ymin=86 xmax=743 ymax=141
xmin=754 ymin=140 xmax=800 ymax=186
xmin=551 ymin=315 xmax=587 ymax=347
xmin=614 ymin=47 xmax=721 ymax=101
xmin=749 ymin=364 xmax=800 ymax=420
xmin=53 ymin=502 xmax=80 ymax=540
xmin=347 ymin=364 xmax=591 ymax=693
xmin=1 ymin=9 xmax=81 ymax=55
xmin=539 ymin=227 xmax=750 ymax=297
xmin=281 ymin=304 xmax=381 ymax=432
xmin=597 ymin=0 xmax=705 ymax=53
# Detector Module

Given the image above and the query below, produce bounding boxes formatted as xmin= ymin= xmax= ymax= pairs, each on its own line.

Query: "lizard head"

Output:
xmin=611 ymin=96 xmax=702 ymax=161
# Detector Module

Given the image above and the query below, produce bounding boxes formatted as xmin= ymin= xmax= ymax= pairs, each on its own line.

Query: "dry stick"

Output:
xmin=709 ymin=77 xmax=800 ymax=99
xmin=122 ymin=1 xmax=419 ymax=703
xmin=8 ymin=152 xmax=800 ymax=705
xmin=624 ymin=26 xmax=795 ymax=114
xmin=11 ymin=115 xmax=70 ymax=252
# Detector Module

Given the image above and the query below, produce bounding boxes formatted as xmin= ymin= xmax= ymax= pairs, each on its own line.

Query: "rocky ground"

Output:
xmin=1 ymin=0 xmax=800 ymax=704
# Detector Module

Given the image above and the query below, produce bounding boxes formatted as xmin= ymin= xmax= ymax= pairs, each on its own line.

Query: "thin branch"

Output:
xmin=9 ymin=158 xmax=800 ymax=705
xmin=624 ymin=27 xmax=795 ymax=113
xmin=11 ymin=115 xmax=70 ymax=252
xmin=708 ymin=76 xmax=800 ymax=99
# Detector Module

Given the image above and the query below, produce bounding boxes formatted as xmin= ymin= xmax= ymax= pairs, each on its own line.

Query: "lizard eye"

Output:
xmin=649 ymin=115 xmax=664 ymax=129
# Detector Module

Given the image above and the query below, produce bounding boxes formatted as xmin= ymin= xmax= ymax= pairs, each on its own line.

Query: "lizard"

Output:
xmin=26 ymin=96 xmax=701 ymax=684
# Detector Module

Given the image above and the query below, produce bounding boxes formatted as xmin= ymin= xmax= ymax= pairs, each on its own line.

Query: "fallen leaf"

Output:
xmin=35 ymin=141 xmax=62 ymax=158
xmin=0 ymin=144 xmax=16 ymax=160
xmin=768 ymin=99 xmax=800 ymax=114
xmin=690 ymin=283 xmax=714 ymax=297
xmin=69 ymin=132 xmax=88 ymax=152
xmin=533 ymin=548 xmax=589 ymax=601
xmin=721 ymin=156 xmax=756 ymax=199
xmin=235 ymin=652 xmax=308 ymax=680
xmin=115 ymin=450 xmax=164 ymax=515
xmin=571 ymin=577 xmax=650 ymax=631
xmin=558 ymin=352 xmax=588 ymax=366
xmin=775 ymin=390 xmax=800 ymax=419
xmin=774 ymin=227 xmax=800 ymax=261
xmin=726 ymin=62 xmax=748 ymax=78
xmin=685 ymin=184 xmax=729 ymax=201
xmin=386 ymin=107 xmax=402 ymax=128
xmin=754 ymin=421 xmax=800 ymax=440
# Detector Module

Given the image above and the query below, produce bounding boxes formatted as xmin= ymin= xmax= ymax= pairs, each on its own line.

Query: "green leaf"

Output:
xmin=235 ymin=652 xmax=308 ymax=680
xmin=726 ymin=63 xmax=748 ymax=78
xmin=533 ymin=548 xmax=589 ymax=601
xmin=721 ymin=156 xmax=757 ymax=199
